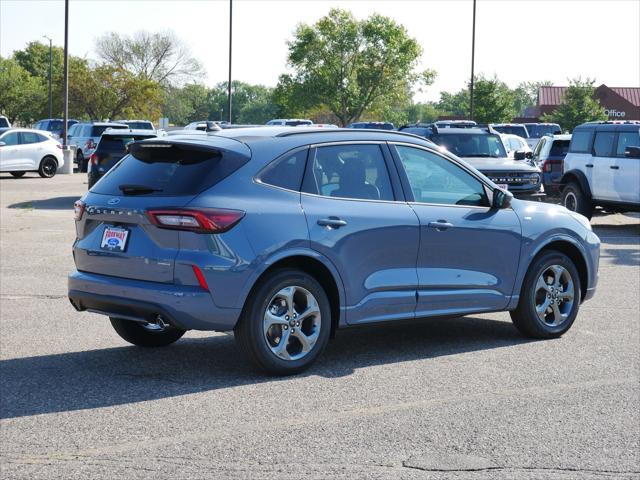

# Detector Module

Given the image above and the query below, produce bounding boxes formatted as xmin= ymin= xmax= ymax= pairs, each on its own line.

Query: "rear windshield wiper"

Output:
xmin=118 ymin=184 xmax=163 ymax=195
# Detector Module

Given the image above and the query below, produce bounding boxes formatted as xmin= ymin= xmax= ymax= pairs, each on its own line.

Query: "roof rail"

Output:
xmin=275 ymin=128 xmax=432 ymax=142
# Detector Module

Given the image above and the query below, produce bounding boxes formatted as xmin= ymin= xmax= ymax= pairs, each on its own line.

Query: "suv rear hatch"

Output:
xmin=73 ymin=137 xmax=251 ymax=283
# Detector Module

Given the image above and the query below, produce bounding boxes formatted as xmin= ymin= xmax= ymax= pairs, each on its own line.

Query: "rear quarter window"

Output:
xmin=258 ymin=149 xmax=308 ymax=191
xmin=91 ymin=142 xmax=250 ymax=197
xmin=569 ymin=130 xmax=593 ymax=153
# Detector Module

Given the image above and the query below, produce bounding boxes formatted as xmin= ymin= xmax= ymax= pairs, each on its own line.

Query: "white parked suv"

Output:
xmin=560 ymin=121 xmax=640 ymax=219
xmin=0 ymin=127 xmax=64 ymax=178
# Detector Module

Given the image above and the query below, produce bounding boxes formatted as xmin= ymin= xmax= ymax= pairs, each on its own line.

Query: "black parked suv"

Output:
xmin=87 ymin=129 xmax=157 ymax=188
xmin=399 ymin=123 xmax=543 ymax=199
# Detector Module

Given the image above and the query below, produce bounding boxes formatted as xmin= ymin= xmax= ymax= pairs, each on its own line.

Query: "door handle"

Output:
xmin=610 ymin=165 xmax=620 ymax=170
xmin=317 ymin=217 xmax=347 ymax=228
xmin=585 ymin=164 xmax=594 ymax=168
xmin=428 ymin=220 xmax=454 ymax=231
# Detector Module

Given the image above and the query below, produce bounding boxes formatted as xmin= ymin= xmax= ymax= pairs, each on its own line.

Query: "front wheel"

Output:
xmin=562 ymin=182 xmax=593 ymax=219
xmin=38 ymin=156 xmax=58 ymax=178
xmin=10 ymin=171 xmax=26 ymax=178
xmin=109 ymin=317 xmax=186 ymax=347
xmin=510 ymin=251 xmax=581 ymax=339
xmin=234 ymin=269 xmax=331 ymax=375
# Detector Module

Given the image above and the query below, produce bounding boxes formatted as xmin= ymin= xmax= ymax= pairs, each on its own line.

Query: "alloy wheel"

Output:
xmin=534 ymin=265 xmax=575 ymax=327
xmin=263 ymin=285 xmax=321 ymax=361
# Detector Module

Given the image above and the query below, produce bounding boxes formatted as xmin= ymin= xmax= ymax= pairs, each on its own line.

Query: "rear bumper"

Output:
xmin=68 ymin=270 xmax=241 ymax=331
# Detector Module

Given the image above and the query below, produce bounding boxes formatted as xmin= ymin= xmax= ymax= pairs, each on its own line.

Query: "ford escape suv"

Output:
xmin=69 ymin=127 xmax=600 ymax=375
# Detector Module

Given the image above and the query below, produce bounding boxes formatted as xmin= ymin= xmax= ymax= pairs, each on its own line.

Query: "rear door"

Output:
xmin=74 ymin=139 xmax=251 ymax=283
xmin=591 ymin=130 xmax=617 ymax=201
xmin=390 ymin=143 xmax=521 ymax=316
xmin=301 ymin=142 xmax=420 ymax=325
xmin=613 ymin=129 xmax=640 ymax=204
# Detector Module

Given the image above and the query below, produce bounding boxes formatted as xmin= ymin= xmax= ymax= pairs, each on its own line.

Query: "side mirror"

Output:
xmin=624 ymin=146 xmax=640 ymax=158
xmin=492 ymin=188 xmax=513 ymax=209
xmin=514 ymin=150 xmax=526 ymax=160
xmin=525 ymin=151 xmax=533 ymax=159
xmin=0 ymin=141 xmax=5 ymax=147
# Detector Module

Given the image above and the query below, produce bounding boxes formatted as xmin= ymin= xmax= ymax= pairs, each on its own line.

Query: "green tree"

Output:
xmin=471 ymin=76 xmax=516 ymax=124
xmin=437 ymin=89 xmax=469 ymax=117
xmin=404 ymin=102 xmax=441 ymax=124
xmin=512 ymin=80 xmax=552 ymax=116
xmin=70 ymin=64 xmax=163 ymax=120
xmin=162 ymin=83 xmax=210 ymax=125
xmin=277 ymin=8 xmax=434 ymax=126
xmin=0 ymin=56 xmax=47 ymax=124
xmin=543 ymin=78 xmax=607 ymax=132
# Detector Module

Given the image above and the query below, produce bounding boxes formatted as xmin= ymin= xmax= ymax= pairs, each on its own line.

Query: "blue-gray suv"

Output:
xmin=68 ymin=127 xmax=600 ymax=375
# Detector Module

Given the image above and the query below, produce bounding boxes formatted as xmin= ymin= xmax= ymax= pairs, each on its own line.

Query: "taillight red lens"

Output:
xmin=74 ymin=200 xmax=86 ymax=220
xmin=90 ymin=154 xmax=98 ymax=166
xmin=146 ymin=208 xmax=245 ymax=233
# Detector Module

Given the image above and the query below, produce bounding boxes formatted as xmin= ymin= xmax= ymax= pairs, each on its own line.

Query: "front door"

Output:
xmin=391 ymin=144 xmax=521 ymax=317
xmin=301 ymin=142 xmax=420 ymax=325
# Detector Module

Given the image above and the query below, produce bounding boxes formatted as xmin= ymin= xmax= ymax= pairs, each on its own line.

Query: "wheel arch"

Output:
xmin=560 ymin=170 xmax=592 ymax=199
xmin=40 ymin=154 xmax=59 ymax=167
xmin=532 ymin=238 xmax=589 ymax=302
xmin=239 ymin=251 xmax=346 ymax=336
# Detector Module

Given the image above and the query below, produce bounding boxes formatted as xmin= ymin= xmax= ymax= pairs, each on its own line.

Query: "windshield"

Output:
xmin=430 ymin=133 xmax=508 ymax=158
xmin=526 ymin=124 xmax=562 ymax=138
xmin=493 ymin=125 xmax=528 ymax=138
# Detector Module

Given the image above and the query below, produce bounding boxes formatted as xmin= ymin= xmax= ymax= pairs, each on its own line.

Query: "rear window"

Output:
xmin=527 ymin=124 xmax=562 ymax=138
xmin=91 ymin=125 xmax=128 ymax=136
xmin=91 ymin=142 xmax=250 ymax=197
xmin=549 ymin=140 xmax=570 ymax=157
xmin=493 ymin=125 xmax=529 ymax=138
xmin=98 ymin=135 xmax=155 ymax=152
xmin=0 ymin=118 xmax=10 ymax=128
xmin=124 ymin=122 xmax=154 ymax=130
xmin=569 ymin=130 xmax=592 ymax=153
xmin=399 ymin=127 xmax=429 ymax=137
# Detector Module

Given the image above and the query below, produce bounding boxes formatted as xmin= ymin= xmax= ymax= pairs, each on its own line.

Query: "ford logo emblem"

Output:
xmin=107 ymin=198 xmax=121 ymax=205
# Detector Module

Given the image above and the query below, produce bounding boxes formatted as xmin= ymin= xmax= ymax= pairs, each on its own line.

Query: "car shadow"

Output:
xmin=0 ymin=316 xmax=531 ymax=419
xmin=7 ymin=196 xmax=79 ymax=210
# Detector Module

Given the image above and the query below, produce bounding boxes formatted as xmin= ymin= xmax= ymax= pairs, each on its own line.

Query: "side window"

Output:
xmin=616 ymin=131 xmax=640 ymax=156
xmin=593 ymin=131 xmax=615 ymax=157
xmin=569 ymin=130 xmax=592 ymax=153
xmin=396 ymin=145 xmax=488 ymax=207
xmin=533 ymin=138 xmax=546 ymax=160
xmin=259 ymin=149 xmax=308 ymax=191
xmin=308 ymin=144 xmax=394 ymax=201
xmin=19 ymin=132 xmax=43 ymax=144
xmin=509 ymin=138 xmax=521 ymax=151
xmin=2 ymin=132 xmax=20 ymax=146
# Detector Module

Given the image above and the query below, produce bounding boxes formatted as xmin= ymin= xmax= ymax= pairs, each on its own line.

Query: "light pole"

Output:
xmin=469 ymin=0 xmax=477 ymax=121
xmin=227 ymin=0 xmax=233 ymax=124
xmin=43 ymin=36 xmax=53 ymax=119
xmin=62 ymin=0 xmax=69 ymax=146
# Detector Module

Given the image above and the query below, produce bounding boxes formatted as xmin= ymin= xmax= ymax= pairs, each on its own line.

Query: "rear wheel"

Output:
xmin=235 ymin=269 xmax=331 ymax=375
xmin=510 ymin=251 xmax=581 ymax=339
xmin=76 ymin=151 xmax=87 ymax=173
xmin=562 ymin=182 xmax=593 ymax=219
xmin=10 ymin=171 xmax=26 ymax=178
xmin=109 ymin=317 xmax=186 ymax=347
xmin=38 ymin=156 xmax=58 ymax=178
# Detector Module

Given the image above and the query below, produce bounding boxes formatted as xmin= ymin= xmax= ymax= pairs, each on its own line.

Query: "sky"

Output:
xmin=1 ymin=0 xmax=639 ymax=102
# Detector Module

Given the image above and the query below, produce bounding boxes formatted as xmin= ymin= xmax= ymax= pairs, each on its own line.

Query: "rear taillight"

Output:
xmin=543 ymin=159 xmax=561 ymax=172
xmin=74 ymin=200 xmax=85 ymax=221
xmin=146 ymin=208 xmax=245 ymax=233
xmin=90 ymin=154 xmax=98 ymax=166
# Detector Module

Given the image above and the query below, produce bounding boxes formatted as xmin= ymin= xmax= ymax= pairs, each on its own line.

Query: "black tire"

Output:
xmin=10 ymin=171 xmax=26 ymax=178
xmin=510 ymin=251 xmax=582 ymax=339
xmin=234 ymin=269 xmax=331 ymax=375
xmin=109 ymin=317 xmax=186 ymax=347
xmin=562 ymin=182 xmax=593 ymax=219
xmin=76 ymin=151 xmax=87 ymax=173
xmin=38 ymin=156 xmax=58 ymax=178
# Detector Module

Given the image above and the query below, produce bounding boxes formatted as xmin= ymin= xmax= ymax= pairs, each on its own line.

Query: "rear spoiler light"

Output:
xmin=147 ymin=208 xmax=244 ymax=233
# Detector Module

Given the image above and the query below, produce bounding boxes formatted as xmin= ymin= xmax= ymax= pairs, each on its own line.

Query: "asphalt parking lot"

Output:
xmin=1 ymin=172 xmax=638 ymax=480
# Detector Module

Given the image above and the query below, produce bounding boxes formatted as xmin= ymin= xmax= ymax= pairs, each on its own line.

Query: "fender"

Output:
xmin=559 ymin=169 xmax=592 ymax=198
xmin=235 ymin=247 xmax=348 ymax=327
xmin=507 ymin=231 xmax=591 ymax=310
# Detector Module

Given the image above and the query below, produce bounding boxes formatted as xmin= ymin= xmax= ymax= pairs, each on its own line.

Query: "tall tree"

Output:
xmin=277 ymin=9 xmax=434 ymax=126
xmin=95 ymin=30 xmax=204 ymax=86
xmin=0 ymin=56 xmax=47 ymax=124
xmin=512 ymin=80 xmax=552 ymax=116
xmin=543 ymin=78 xmax=607 ymax=132
xmin=471 ymin=76 xmax=516 ymax=123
